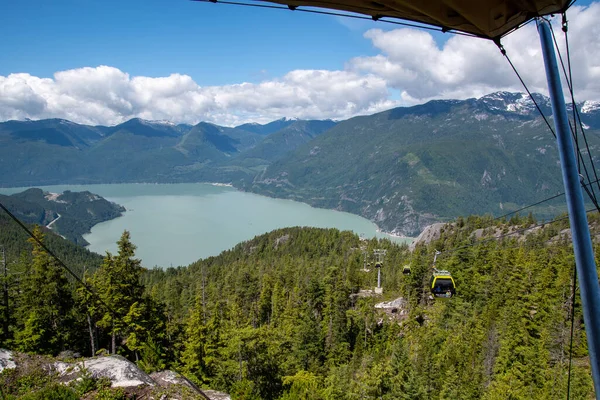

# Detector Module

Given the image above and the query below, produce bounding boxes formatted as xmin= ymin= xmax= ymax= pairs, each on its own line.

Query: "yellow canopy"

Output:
xmin=256 ymin=0 xmax=572 ymax=40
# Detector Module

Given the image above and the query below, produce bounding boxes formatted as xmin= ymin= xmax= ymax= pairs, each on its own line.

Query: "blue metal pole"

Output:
xmin=538 ymin=19 xmax=600 ymax=396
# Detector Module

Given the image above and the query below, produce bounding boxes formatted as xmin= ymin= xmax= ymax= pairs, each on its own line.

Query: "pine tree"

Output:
xmin=123 ymin=296 xmax=166 ymax=367
xmin=94 ymin=230 xmax=144 ymax=354
xmin=14 ymin=226 xmax=76 ymax=354
xmin=182 ymin=293 xmax=211 ymax=385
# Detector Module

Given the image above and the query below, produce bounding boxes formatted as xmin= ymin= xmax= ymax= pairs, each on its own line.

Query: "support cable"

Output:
xmin=496 ymin=35 xmax=600 ymax=213
xmin=581 ymin=180 xmax=600 ymax=213
xmin=439 ymin=208 xmax=598 ymax=256
xmin=545 ymin=15 xmax=600 ymax=211
xmin=495 ymin=41 xmax=556 ymax=138
xmin=0 ymin=199 xmax=212 ymax=400
xmin=548 ymin=16 xmax=581 ymax=161
xmin=557 ymin=14 xmax=600 ymax=200
xmin=0 ymin=200 xmax=108 ymax=309
xmin=493 ymin=177 xmax=600 ymax=222
xmin=494 ymin=192 xmax=565 ymax=221
xmin=191 ymin=0 xmax=479 ymax=38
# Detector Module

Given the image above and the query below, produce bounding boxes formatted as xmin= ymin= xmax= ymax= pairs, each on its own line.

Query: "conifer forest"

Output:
xmin=0 ymin=212 xmax=597 ymax=399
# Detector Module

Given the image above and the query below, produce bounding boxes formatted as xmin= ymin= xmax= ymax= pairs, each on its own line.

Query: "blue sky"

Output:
xmin=1 ymin=0 xmax=387 ymax=85
xmin=1 ymin=0 xmax=598 ymax=125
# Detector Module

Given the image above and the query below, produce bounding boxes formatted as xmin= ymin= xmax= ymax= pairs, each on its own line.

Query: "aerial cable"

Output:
xmin=496 ymin=30 xmax=600 ymax=213
xmin=494 ymin=40 xmax=556 ymax=138
xmin=523 ymin=16 xmax=594 ymax=394
xmin=557 ymin=13 xmax=600 ymax=200
xmin=493 ymin=177 xmax=600 ymax=222
xmin=494 ymin=191 xmax=565 ymax=221
xmin=192 ymin=0 xmax=479 ymax=38
xmin=0 ymin=199 xmax=108 ymax=310
xmin=0 ymin=199 xmax=212 ymax=399
xmin=547 ymin=15 xmax=600 ymax=211
xmin=438 ymin=208 xmax=599 ymax=256
xmin=580 ymin=179 xmax=600 ymax=213
xmin=547 ymin=17 xmax=585 ymax=179
xmin=550 ymin=15 xmax=581 ymax=166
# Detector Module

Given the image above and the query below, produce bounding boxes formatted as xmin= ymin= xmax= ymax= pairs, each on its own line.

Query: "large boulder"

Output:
xmin=0 ymin=350 xmax=230 ymax=399
xmin=0 ymin=349 xmax=15 ymax=373
xmin=54 ymin=355 xmax=155 ymax=388
xmin=409 ymin=222 xmax=449 ymax=251
xmin=150 ymin=371 xmax=231 ymax=399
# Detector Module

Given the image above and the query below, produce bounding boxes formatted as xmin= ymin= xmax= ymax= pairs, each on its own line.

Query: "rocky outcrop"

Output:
xmin=0 ymin=349 xmax=15 ymax=373
xmin=409 ymin=222 xmax=449 ymax=250
xmin=375 ymin=297 xmax=409 ymax=322
xmin=150 ymin=370 xmax=233 ymax=399
xmin=54 ymin=355 xmax=156 ymax=388
xmin=202 ymin=390 xmax=232 ymax=400
xmin=0 ymin=349 xmax=229 ymax=399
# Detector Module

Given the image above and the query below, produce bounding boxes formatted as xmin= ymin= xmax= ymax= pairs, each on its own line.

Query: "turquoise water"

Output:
xmin=0 ymin=183 xmax=412 ymax=268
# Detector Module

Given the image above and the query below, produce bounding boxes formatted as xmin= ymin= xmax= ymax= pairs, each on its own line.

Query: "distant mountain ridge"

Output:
xmin=0 ymin=115 xmax=334 ymax=186
xmin=235 ymin=117 xmax=298 ymax=135
xmin=1 ymin=91 xmax=599 ymax=236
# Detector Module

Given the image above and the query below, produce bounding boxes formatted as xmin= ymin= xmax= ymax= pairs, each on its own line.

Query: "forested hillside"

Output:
xmin=0 ymin=213 xmax=103 ymax=276
xmin=2 ymin=211 xmax=597 ymax=399
xmin=142 ymin=217 xmax=597 ymax=399
xmin=0 ymin=188 xmax=125 ymax=245
xmin=247 ymin=93 xmax=600 ymax=236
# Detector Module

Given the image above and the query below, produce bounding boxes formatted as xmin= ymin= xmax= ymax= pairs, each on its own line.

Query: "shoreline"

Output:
xmin=376 ymin=228 xmax=414 ymax=240
xmin=0 ymin=181 xmax=415 ymax=244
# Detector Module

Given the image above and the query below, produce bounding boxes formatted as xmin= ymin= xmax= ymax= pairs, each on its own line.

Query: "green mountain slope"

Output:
xmin=0 ymin=118 xmax=106 ymax=147
xmin=140 ymin=214 xmax=597 ymax=399
xmin=0 ymin=211 xmax=103 ymax=275
xmin=230 ymin=119 xmax=337 ymax=168
xmin=1 ymin=188 xmax=125 ymax=245
xmin=235 ymin=117 xmax=296 ymax=135
xmin=246 ymin=93 xmax=600 ymax=236
xmin=0 ymin=117 xmax=310 ymax=186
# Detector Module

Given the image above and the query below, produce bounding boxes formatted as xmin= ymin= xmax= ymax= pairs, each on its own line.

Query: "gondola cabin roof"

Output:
xmin=252 ymin=0 xmax=572 ymax=40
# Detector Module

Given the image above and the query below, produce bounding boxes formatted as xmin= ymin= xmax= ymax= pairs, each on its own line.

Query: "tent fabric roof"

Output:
xmin=256 ymin=0 xmax=571 ymax=40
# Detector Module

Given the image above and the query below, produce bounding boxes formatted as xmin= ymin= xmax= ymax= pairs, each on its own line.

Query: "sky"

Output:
xmin=0 ymin=0 xmax=598 ymax=126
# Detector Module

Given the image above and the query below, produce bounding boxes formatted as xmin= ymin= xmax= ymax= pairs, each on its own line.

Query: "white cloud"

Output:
xmin=350 ymin=3 xmax=600 ymax=104
xmin=0 ymin=3 xmax=599 ymax=126
xmin=0 ymin=66 xmax=390 ymax=126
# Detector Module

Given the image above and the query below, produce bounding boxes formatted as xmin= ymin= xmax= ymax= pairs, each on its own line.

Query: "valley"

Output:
xmin=1 ymin=92 xmax=599 ymax=399
xmin=0 ymin=183 xmax=408 ymax=268
xmin=1 ymin=92 xmax=599 ymax=237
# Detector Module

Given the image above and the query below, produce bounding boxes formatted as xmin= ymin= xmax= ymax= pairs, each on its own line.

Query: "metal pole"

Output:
xmin=1 ymin=246 xmax=8 ymax=340
xmin=538 ymin=19 xmax=600 ymax=395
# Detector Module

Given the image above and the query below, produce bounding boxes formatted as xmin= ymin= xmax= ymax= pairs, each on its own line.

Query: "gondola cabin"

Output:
xmin=402 ymin=265 xmax=411 ymax=275
xmin=430 ymin=270 xmax=456 ymax=298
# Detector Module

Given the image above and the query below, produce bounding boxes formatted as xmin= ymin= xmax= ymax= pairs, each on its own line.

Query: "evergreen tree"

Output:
xmin=93 ymin=230 xmax=144 ymax=354
xmin=14 ymin=226 xmax=76 ymax=354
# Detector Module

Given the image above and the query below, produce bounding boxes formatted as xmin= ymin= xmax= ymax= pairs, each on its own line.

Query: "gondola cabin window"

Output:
xmin=430 ymin=271 xmax=456 ymax=298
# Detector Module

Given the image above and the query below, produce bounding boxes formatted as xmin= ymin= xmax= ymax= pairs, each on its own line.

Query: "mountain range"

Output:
xmin=1 ymin=92 xmax=599 ymax=236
